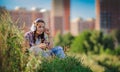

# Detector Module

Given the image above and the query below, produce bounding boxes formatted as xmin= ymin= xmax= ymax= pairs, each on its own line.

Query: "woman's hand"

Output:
xmin=39 ymin=43 xmax=47 ymax=49
xmin=44 ymin=28 xmax=51 ymax=36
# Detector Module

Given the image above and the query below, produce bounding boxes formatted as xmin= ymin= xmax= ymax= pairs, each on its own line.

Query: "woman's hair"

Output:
xmin=33 ymin=19 xmax=45 ymax=43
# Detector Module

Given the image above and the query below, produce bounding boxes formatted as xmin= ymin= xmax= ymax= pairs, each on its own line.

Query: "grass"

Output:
xmin=67 ymin=52 xmax=120 ymax=72
xmin=0 ymin=12 xmax=23 ymax=72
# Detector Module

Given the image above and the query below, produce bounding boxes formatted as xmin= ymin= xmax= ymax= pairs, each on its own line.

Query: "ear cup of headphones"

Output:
xmin=31 ymin=18 xmax=44 ymax=31
xmin=31 ymin=24 xmax=36 ymax=31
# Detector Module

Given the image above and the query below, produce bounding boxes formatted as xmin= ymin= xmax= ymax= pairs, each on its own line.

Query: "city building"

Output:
xmin=51 ymin=0 xmax=70 ymax=36
xmin=70 ymin=17 xmax=83 ymax=36
xmin=71 ymin=18 xmax=95 ymax=36
xmin=96 ymin=0 xmax=120 ymax=33
xmin=9 ymin=7 xmax=51 ymax=32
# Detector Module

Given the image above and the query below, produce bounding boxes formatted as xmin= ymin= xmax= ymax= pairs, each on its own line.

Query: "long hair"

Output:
xmin=33 ymin=19 xmax=45 ymax=44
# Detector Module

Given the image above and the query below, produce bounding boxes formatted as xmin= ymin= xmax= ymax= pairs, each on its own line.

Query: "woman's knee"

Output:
xmin=52 ymin=46 xmax=65 ymax=58
xmin=55 ymin=46 xmax=63 ymax=50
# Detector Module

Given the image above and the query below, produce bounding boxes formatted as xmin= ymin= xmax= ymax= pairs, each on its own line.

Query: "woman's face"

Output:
xmin=36 ymin=22 xmax=45 ymax=35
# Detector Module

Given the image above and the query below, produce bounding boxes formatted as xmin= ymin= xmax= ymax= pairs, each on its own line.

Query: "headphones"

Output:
xmin=30 ymin=18 xmax=42 ymax=31
xmin=31 ymin=24 xmax=36 ymax=31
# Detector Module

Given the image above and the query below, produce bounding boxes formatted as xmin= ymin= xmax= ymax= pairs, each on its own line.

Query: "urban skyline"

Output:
xmin=0 ymin=0 xmax=95 ymax=20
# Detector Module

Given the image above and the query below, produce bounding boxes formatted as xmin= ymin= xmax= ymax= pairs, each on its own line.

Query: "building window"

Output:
xmin=100 ymin=11 xmax=111 ymax=30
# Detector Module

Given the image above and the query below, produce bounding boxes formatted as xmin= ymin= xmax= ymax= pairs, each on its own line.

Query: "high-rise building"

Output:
xmin=51 ymin=0 xmax=70 ymax=36
xmin=96 ymin=0 xmax=120 ymax=33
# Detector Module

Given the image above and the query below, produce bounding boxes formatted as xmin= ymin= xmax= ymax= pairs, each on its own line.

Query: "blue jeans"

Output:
xmin=50 ymin=46 xmax=65 ymax=58
xmin=30 ymin=46 xmax=65 ymax=58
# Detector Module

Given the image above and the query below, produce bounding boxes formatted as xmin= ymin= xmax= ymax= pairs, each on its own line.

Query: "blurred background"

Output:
xmin=0 ymin=0 xmax=96 ymax=36
xmin=0 ymin=0 xmax=120 ymax=72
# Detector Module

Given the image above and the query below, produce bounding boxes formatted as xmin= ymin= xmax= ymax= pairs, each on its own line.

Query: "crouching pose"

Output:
xmin=24 ymin=18 xmax=65 ymax=58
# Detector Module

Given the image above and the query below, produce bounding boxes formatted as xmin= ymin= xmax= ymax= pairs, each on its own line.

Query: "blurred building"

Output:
xmin=71 ymin=18 xmax=95 ymax=36
xmin=51 ymin=0 xmax=70 ymax=36
xmin=70 ymin=18 xmax=83 ymax=36
xmin=85 ymin=18 xmax=95 ymax=30
xmin=40 ymin=9 xmax=51 ymax=29
xmin=96 ymin=0 xmax=120 ymax=33
xmin=9 ymin=7 xmax=50 ymax=32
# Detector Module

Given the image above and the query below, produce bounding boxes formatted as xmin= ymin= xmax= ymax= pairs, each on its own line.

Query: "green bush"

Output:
xmin=103 ymin=35 xmax=115 ymax=50
xmin=70 ymin=30 xmax=105 ymax=54
xmin=70 ymin=31 xmax=91 ymax=53
xmin=105 ymin=49 xmax=115 ymax=55
xmin=89 ymin=31 xmax=103 ymax=54
xmin=38 ymin=56 xmax=92 ymax=72
xmin=54 ymin=32 xmax=63 ymax=46
xmin=54 ymin=32 xmax=74 ymax=48
xmin=115 ymin=46 xmax=120 ymax=55
xmin=62 ymin=33 xmax=74 ymax=48
xmin=111 ymin=29 xmax=120 ymax=44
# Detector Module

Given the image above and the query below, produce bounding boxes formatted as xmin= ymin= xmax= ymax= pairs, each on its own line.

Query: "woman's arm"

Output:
xmin=44 ymin=28 xmax=54 ymax=49
xmin=24 ymin=32 xmax=47 ymax=50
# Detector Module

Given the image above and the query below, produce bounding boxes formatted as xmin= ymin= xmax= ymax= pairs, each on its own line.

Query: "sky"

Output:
xmin=0 ymin=0 xmax=95 ymax=20
xmin=71 ymin=0 xmax=95 ymax=20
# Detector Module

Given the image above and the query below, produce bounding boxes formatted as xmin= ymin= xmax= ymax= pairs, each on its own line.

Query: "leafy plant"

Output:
xmin=38 ymin=56 xmax=92 ymax=72
xmin=0 ymin=10 xmax=41 ymax=72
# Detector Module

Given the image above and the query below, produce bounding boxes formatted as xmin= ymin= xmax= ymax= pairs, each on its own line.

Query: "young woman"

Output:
xmin=24 ymin=18 xmax=65 ymax=58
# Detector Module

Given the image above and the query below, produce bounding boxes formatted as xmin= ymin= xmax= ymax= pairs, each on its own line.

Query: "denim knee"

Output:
xmin=51 ymin=46 xmax=65 ymax=58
